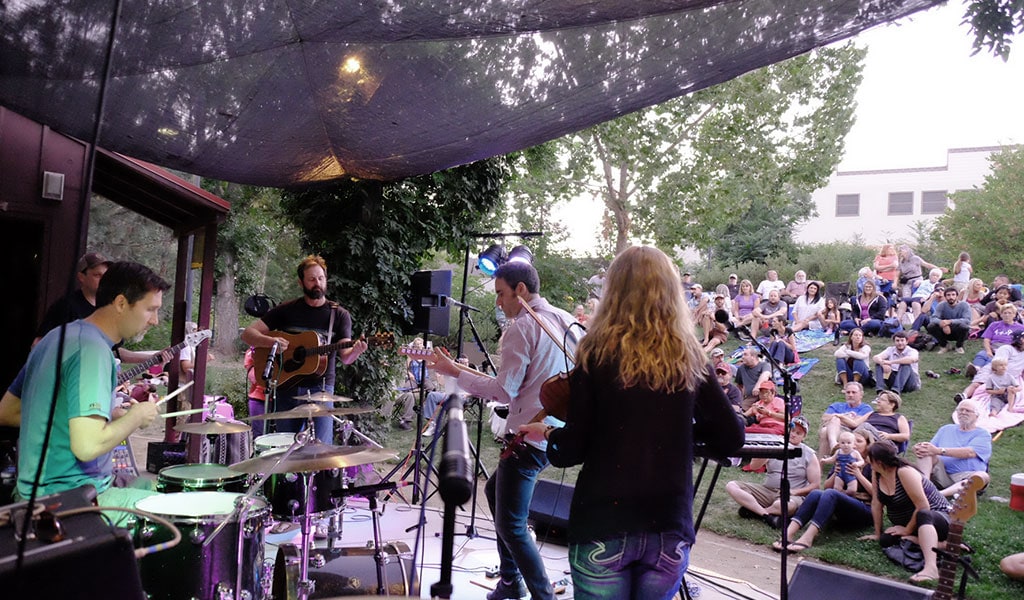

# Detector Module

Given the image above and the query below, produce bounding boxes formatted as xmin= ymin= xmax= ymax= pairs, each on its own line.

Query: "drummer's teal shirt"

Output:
xmin=18 ymin=320 xmax=117 ymax=497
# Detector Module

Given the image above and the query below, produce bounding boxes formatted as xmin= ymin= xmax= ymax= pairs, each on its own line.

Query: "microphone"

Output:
xmin=262 ymin=342 xmax=279 ymax=381
xmin=715 ymin=309 xmax=752 ymax=338
xmin=442 ymin=296 xmax=480 ymax=313
xmin=438 ymin=394 xmax=473 ymax=506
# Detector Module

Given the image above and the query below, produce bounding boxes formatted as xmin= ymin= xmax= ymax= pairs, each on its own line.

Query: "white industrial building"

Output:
xmin=795 ymin=146 xmax=1002 ymax=247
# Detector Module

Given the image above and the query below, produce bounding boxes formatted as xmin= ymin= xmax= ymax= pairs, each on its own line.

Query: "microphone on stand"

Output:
xmin=442 ymin=296 xmax=481 ymax=313
xmin=262 ymin=342 xmax=279 ymax=381
xmin=439 ymin=394 xmax=473 ymax=506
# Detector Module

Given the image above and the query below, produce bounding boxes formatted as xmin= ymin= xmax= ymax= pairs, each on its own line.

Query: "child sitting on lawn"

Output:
xmin=821 ymin=430 xmax=864 ymax=492
xmin=985 ymin=356 xmax=1021 ymax=417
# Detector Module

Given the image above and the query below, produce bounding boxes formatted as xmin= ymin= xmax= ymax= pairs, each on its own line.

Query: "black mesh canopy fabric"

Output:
xmin=1 ymin=1 xmax=943 ymax=186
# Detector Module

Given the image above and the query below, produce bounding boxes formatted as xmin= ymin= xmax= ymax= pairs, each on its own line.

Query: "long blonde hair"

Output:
xmin=576 ymin=246 xmax=707 ymax=393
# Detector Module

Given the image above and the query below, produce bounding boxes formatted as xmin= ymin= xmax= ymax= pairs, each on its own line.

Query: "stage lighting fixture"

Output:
xmin=477 ymin=244 xmax=506 ymax=276
xmin=507 ymin=245 xmax=533 ymax=265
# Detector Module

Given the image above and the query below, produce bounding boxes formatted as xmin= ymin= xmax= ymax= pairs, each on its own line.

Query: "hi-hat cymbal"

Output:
xmin=175 ymin=420 xmax=252 ymax=435
xmin=293 ymin=391 xmax=353 ymax=403
xmin=228 ymin=443 xmax=397 ymax=474
xmin=244 ymin=404 xmax=373 ymax=421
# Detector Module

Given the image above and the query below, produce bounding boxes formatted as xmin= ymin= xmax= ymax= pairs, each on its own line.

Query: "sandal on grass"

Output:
xmin=787 ymin=542 xmax=811 ymax=553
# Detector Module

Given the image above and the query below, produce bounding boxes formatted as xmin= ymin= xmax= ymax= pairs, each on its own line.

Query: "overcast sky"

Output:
xmin=838 ymin=1 xmax=1024 ymax=171
xmin=554 ymin=1 xmax=1024 ymax=253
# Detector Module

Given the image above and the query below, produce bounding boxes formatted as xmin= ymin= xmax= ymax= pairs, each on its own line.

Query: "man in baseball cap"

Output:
xmin=35 ymin=252 xmax=111 ymax=343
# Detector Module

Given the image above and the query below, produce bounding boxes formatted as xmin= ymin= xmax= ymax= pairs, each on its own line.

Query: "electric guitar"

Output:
xmin=255 ymin=330 xmax=394 ymax=387
xmin=117 ymin=329 xmax=212 ymax=385
xmin=933 ymin=474 xmax=984 ymax=600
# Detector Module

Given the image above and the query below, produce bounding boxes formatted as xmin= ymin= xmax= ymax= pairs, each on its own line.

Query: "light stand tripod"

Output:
xmin=382 ymin=354 xmax=436 ymax=505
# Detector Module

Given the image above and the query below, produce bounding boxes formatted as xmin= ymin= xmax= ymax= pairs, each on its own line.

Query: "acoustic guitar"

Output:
xmin=254 ymin=330 xmax=393 ymax=387
xmin=933 ymin=474 xmax=984 ymax=600
xmin=117 ymin=329 xmax=212 ymax=385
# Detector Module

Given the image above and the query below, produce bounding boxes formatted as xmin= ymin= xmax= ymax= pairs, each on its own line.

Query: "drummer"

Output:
xmin=241 ymin=255 xmax=367 ymax=444
xmin=2 ymin=262 xmax=167 ymax=524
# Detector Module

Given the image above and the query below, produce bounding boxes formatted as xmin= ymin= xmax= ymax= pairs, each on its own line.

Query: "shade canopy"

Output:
xmin=1 ymin=1 xmax=943 ymax=187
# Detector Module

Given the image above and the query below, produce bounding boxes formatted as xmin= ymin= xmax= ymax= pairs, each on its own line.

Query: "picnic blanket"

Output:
xmin=953 ymin=390 xmax=1024 ymax=434
xmin=726 ymin=345 xmax=819 ymax=381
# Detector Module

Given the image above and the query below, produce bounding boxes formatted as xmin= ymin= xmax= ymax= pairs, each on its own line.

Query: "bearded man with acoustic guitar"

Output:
xmin=241 ymin=255 xmax=367 ymax=443
xmin=428 ymin=261 xmax=577 ymax=600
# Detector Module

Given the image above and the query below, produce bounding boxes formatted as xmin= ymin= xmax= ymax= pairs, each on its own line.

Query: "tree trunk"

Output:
xmin=213 ymin=253 xmax=239 ymax=356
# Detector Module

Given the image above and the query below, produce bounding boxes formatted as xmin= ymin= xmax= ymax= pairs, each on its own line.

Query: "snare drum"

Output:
xmin=253 ymin=434 xmax=345 ymax=521
xmin=156 ymin=463 xmax=248 ymax=493
xmin=133 ymin=492 xmax=270 ymax=600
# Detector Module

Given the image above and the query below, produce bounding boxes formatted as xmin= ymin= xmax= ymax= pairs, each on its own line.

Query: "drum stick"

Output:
xmin=161 ymin=406 xmax=209 ymax=419
xmin=155 ymin=381 xmax=194 ymax=407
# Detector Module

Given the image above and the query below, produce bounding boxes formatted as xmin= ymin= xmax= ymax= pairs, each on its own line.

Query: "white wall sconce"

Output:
xmin=42 ymin=171 xmax=65 ymax=200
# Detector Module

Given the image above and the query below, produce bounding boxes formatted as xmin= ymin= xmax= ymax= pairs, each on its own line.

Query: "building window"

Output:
xmin=888 ymin=192 xmax=913 ymax=216
xmin=836 ymin=194 xmax=859 ymax=217
xmin=921 ymin=190 xmax=948 ymax=214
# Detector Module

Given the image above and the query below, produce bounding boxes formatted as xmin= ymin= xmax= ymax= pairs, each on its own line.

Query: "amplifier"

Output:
xmin=0 ymin=485 xmax=144 ymax=599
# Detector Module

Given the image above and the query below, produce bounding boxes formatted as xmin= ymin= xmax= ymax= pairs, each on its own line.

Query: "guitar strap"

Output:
xmin=326 ymin=301 xmax=339 ymax=345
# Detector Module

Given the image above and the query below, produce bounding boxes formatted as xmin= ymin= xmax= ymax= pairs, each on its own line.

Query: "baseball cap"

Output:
xmin=790 ymin=416 xmax=809 ymax=432
xmin=683 ymin=271 xmax=692 ymax=276
xmin=76 ymin=252 xmax=110 ymax=273
xmin=710 ymin=347 xmax=725 ymax=357
xmin=715 ymin=363 xmax=732 ymax=376
xmin=728 ymin=273 xmax=738 ymax=279
xmin=1012 ymin=330 xmax=1024 ymax=344
xmin=758 ymin=380 xmax=776 ymax=392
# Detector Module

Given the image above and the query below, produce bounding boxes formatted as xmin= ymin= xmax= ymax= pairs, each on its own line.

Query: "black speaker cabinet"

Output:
xmin=528 ymin=479 xmax=574 ymax=542
xmin=408 ymin=270 xmax=452 ymax=336
xmin=788 ymin=561 xmax=933 ymax=599
xmin=0 ymin=485 xmax=145 ymax=599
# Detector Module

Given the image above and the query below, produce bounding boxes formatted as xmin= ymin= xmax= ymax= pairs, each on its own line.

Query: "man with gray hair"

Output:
xmin=914 ymin=402 xmax=991 ymax=497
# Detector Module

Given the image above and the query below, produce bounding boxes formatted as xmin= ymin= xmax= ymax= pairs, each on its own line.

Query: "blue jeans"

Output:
xmin=835 ymin=357 xmax=870 ymax=382
xmin=485 ymin=444 xmax=554 ymax=600
xmin=274 ymin=384 xmax=334 ymax=443
xmin=769 ymin=341 xmax=794 ymax=365
xmin=570 ymin=531 xmax=690 ymax=600
xmin=791 ymin=489 xmax=872 ymax=532
xmin=972 ymin=349 xmax=993 ymax=368
xmin=838 ymin=318 xmax=883 ymax=336
xmin=874 ymin=365 xmax=920 ymax=394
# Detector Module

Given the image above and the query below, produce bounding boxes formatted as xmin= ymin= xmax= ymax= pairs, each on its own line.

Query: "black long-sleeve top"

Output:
xmin=547 ymin=363 xmax=745 ymax=544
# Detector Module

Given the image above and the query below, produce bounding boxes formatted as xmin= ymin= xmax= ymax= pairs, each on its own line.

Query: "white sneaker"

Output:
xmin=423 ymin=421 xmax=436 ymax=436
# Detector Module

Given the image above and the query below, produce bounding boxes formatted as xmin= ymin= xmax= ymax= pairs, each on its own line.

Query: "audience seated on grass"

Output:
xmin=913 ymin=402 xmax=991 ymax=497
xmin=872 ymin=331 xmax=921 ymax=395
xmin=817 ymin=381 xmax=873 ymax=457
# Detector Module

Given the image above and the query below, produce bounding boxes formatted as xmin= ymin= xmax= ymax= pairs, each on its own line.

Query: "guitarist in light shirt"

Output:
xmin=241 ymin=255 xmax=367 ymax=443
xmin=427 ymin=261 xmax=577 ymax=600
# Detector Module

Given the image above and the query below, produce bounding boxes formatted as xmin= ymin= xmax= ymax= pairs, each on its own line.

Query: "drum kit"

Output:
xmin=132 ymin=391 xmax=405 ymax=600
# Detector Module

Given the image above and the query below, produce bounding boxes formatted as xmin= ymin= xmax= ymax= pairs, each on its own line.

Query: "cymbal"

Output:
xmin=293 ymin=390 xmax=353 ymax=403
xmin=228 ymin=443 xmax=397 ymax=474
xmin=175 ymin=420 xmax=252 ymax=435
xmin=244 ymin=404 xmax=373 ymax=421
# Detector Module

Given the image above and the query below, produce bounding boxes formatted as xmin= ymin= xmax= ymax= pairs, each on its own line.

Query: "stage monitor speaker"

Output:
xmin=788 ymin=561 xmax=932 ymax=599
xmin=407 ymin=270 xmax=452 ymax=336
xmin=0 ymin=485 xmax=145 ymax=600
xmin=528 ymin=479 xmax=574 ymax=542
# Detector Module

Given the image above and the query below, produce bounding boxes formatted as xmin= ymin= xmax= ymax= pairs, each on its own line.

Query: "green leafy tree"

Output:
xmin=964 ymin=0 xmax=1024 ymax=60
xmin=278 ymin=158 xmax=510 ymax=440
xmin=558 ymin=44 xmax=864 ymax=257
xmin=202 ymin=182 xmax=303 ymax=356
xmin=932 ymin=146 xmax=1024 ymax=282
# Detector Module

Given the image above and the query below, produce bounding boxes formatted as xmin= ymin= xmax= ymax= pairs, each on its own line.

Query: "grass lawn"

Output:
xmin=213 ymin=333 xmax=1024 ymax=599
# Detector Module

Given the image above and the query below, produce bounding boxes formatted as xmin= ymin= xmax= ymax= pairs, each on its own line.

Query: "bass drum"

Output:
xmin=272 ymin=541 xmax=418 ymax=599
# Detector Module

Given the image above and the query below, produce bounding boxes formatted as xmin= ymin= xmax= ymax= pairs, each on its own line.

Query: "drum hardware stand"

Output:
xmin=331 ymin=416 xmax=383 ymax=448
xmin=331 ymin=481 xmax=403 ymax=595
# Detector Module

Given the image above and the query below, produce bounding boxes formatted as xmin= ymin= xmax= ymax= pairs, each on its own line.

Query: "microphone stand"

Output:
xmin=741 ymin=329 xmax=795 ymax=600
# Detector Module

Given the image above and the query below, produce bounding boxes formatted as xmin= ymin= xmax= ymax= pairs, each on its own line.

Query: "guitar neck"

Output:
xmin=118 ymin=339 xmax=187 ymax=384
xmin=933 ymin=523 xmax=964 ymax=600
xmin=311 ymin=339 xmax=357 ymax=356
